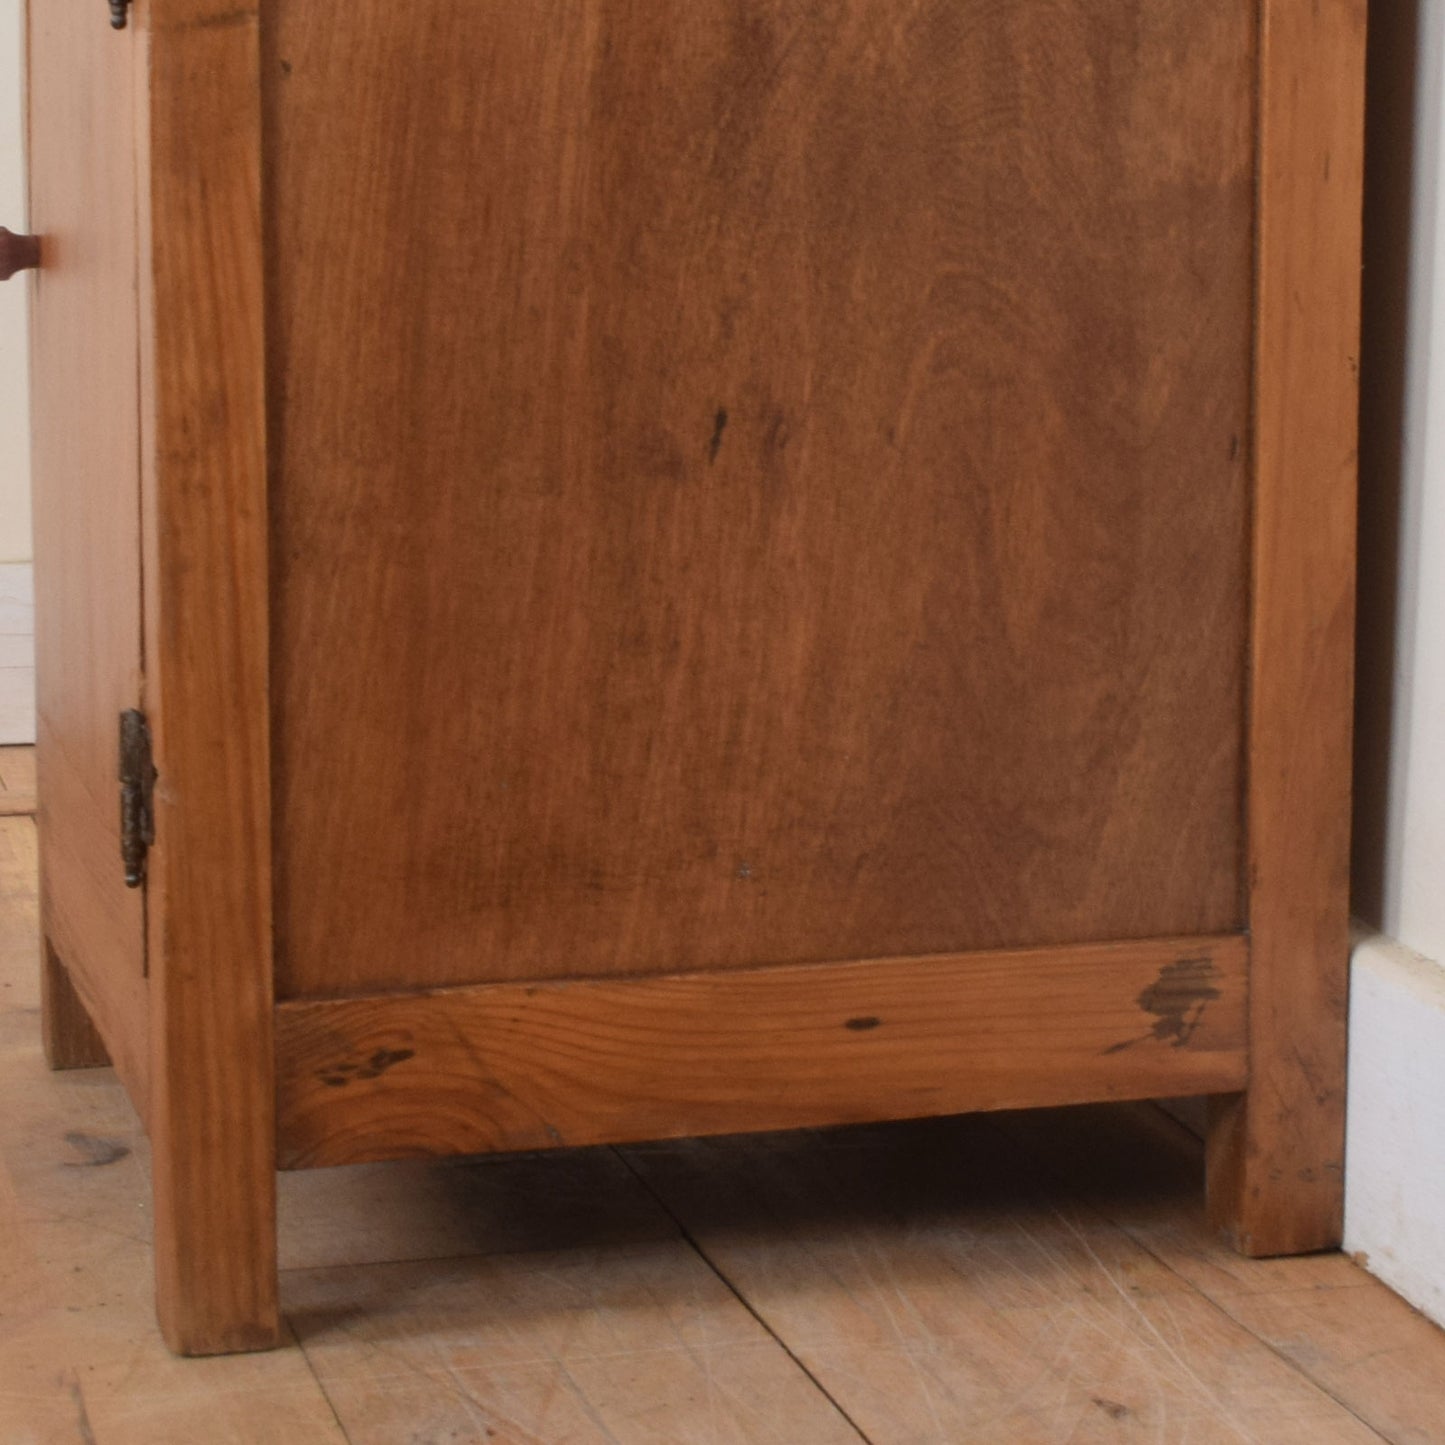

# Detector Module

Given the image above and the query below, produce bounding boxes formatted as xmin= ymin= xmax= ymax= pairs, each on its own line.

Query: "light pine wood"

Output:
xmin=1207 ymin=0 xmax=1367 ymax=1257
xmin=624 ymin=1125 xmax=1390 ymax=1444
xmin=0 ymin=744 xmax=36 ymax=816
xmin=1009 ymin=1103 xmax=1445 ymax=1445
xmin=266 ymin=0 xmax=1255 ymax=1000
xmin=287 ymin=1250 xmax=867 ymax=1445
xmin=26 ymin=0 xmax=150 ymax=1111
xmin=276 ymin=936 xmax=1249 ymax=1169
xmin=142 ymin=0 xmax=278 ymax=1355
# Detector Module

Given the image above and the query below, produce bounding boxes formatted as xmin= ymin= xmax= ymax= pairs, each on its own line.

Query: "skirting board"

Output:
xmin=1345 ymin=928 xmax=1445 ymax=1328
xmin=0 ymin=563 xmax=35 ymax=745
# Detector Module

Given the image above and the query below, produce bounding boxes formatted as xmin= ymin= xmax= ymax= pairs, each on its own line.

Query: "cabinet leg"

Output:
xmin=151 ymin=1103 xmax=281 ymax=1355
xmin=151 ymin=932 xmax=281 ymax=1354
xmin=1205 ymin=1086 xmax=1345 ymax=1257
xmin=40 ymin=938 xmax=111 ymax=1070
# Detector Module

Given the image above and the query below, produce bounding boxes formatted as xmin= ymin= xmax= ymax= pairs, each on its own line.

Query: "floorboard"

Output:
xmin=620 ymin=1123 xmax=1387 ymax=1443
xmin=0 ymin=743 xmax=35 ymax=817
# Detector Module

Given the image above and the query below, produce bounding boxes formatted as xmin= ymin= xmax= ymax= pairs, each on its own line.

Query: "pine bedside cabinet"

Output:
xmin=7 ymin=0 xmax=1364 ymax=1354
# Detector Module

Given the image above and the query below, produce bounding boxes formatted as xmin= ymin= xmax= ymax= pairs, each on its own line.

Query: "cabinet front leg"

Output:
xmin=151 ymin=1073 xmax=281 ymax=1356
xmin=40 ymin=938 xmax=111 ymax=1071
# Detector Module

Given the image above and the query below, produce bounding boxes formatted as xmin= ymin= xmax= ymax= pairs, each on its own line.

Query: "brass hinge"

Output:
xmin=119 ymin=710 xmax=156 ymax=888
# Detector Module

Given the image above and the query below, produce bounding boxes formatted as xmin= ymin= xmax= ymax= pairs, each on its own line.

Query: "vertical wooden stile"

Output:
xmin=141 ymin=0 xmax=278 ymax=1353
xmin=1207 ymin=0 xmax=1367 ymax=1255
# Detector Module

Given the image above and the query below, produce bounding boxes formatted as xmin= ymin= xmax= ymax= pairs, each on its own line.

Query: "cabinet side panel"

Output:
xmin=27 ymin=0 xmax=148 ymax=1106
xmin=267 ymin=0 xmax=1257 ymax=995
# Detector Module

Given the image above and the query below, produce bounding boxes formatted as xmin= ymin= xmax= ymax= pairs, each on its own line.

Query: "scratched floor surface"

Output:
xmin=1 ymin=777 xmax=1444 ymax=1442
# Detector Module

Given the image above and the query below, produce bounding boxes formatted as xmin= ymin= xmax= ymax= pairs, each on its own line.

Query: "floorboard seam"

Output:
xmin=1121 ymin=1236 xmax=1395 ymax=1444
xmin=1014 ymin=1114 xmax=1397 ymax=1444
xmin=612 ymin=1145 xmax=876 ymax=1445
xmin=284 ymin=1313 xmax=357 ymax=1444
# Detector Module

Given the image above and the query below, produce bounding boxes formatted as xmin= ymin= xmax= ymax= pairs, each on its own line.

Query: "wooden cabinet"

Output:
xmin=16 ymin=0 xmax=1364 ymax=1354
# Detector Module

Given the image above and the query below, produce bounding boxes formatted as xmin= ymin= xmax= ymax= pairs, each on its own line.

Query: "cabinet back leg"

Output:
xmin=41 ymin=938 xmax=111 ymax=1071
xmin=1205 ymin=1087 xmax=1346 ymax=1257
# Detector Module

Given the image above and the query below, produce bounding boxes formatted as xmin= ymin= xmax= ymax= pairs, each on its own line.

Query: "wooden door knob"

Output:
xmin=0 ymin=228 xmax=40 ymax=281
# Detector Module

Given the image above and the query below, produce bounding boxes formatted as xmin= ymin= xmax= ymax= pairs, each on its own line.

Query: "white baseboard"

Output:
xmin=0 ymin=562 xmax=34 ymax=745
xmin=1345 ymin=929 xmax=1445 ymax=1327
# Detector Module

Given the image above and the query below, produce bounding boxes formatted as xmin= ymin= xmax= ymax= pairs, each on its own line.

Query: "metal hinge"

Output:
xmin=119 ymin=710 xmax=156 ymax=888
xmin=108 ymin=0 xmax=131 ymax=30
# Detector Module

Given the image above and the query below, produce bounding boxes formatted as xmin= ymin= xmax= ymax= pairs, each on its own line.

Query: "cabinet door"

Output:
xmin=29 ymin=4 xmax=148 ymax=1099
xmin=266 ymin=0 xmax=1255 ymax=998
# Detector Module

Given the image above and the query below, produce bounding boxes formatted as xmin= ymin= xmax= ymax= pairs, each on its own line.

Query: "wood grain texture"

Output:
xmin=288 ymin=1248 xmax=866 ymax=1445
xmin=1208 ymin=0 xmax=1366 ymax=1257
xmin=1012 ymin=1102 xmax=1445 ymax=1445
xmin=276 ymin=935 xmax=1248 ymax=1168
xmin=0 ymin=813 xmax=350 ymax=1440
xmin=143 ymin=0 xmax=279 ymax=1354
xmin=265 ymin=0 xmax=1256 ymax=998
xmin=621 ymin=1117 xmax=1389 ymax=1444
xmin=26 ymin=0 xmax=149 ymax=1111
xmin=0 ymin=745 xmax=36 ymax=816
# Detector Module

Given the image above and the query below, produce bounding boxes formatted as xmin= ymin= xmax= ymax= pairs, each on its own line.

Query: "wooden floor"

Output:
xmin=0 ymin=743 xmax=35 ymax=816
xmin=2 ymin=748 xmax=1444 ymax=1443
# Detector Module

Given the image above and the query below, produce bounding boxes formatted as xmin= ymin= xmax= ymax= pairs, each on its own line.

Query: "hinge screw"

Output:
xmin=108 ymin=0 xmax=130 ymax=30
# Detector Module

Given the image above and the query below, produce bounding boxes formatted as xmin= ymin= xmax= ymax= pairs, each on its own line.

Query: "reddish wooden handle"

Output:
xmin=0 ymin=227 xmax=40 ymax=281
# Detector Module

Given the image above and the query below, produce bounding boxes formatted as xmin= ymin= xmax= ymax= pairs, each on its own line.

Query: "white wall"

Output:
xmin=1345 ymin=0 xmax=1445 ymax=1325
xmin=0 ymin=0 xmax=29 ymax=564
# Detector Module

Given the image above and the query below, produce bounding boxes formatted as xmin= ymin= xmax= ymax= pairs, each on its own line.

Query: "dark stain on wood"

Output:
xmin=1140 ymin=956 xmax=1222 ymax=1045
xmin=68 ymin=1378 xmax=97 ymax=1445
xmin=1103 ymin=955 xmax=1221 ymax=1055
xmin=707 ymin=406 xmax=728 ymax=463
xmin=1092 ymin=1397 xmax=1130 ymax=1420
xmin=845 ymin=1015 xmax=881 ymax=1031
xmin=63 ymin=1131 xmax=131 ymax=1168
xmin=317 ymin=1047 xmax=416 ymax=1088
